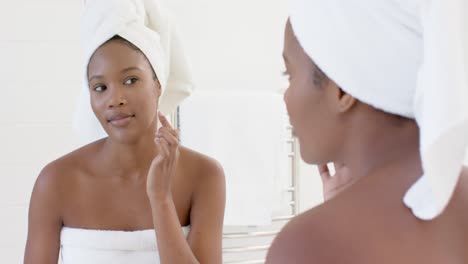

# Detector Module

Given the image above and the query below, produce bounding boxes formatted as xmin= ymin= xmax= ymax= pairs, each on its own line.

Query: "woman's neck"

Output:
xmin=338 ymin=109 xmax=421 ymax=185
xmin=100 ymin=130 xmax=158 ymax=179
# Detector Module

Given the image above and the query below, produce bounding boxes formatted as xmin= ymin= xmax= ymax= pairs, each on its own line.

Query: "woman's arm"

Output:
xmin=186 ymin=158 xmax=225 ymax=263
xmin=150 ymin=162 xmax=225 ymax=264
xmin=24 ymin=165 xmax=63 ymax=264
xmin=147 ymin=112 xmax=225 ymax=264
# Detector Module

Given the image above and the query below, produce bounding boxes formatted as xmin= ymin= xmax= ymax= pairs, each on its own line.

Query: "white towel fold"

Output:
xmin=179 ymin=90 xmax=289 ymax=226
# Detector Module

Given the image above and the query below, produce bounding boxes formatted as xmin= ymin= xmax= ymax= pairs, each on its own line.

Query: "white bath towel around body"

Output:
xmin=60 ymin=226 xmax=190 ymax=264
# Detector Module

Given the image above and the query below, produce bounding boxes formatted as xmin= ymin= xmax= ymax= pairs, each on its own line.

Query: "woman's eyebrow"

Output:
xmin=88 ymin=67 xmax=142 ymax=82
xmin=121 ymin=66 xmax=143 ymax=73
xmin=89 ymin=74 xmax=103 ymax=82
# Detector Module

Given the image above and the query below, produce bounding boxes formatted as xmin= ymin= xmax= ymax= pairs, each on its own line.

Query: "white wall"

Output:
xmin=0 ymin=0 xmax=323 ymax=262
xmin=298 ymin=160 xmax=324 ymax=212
xmin=163 ymin=0 xmax=289 ymax=94
xmin=0 ymin=1 xmax=83 ymax=262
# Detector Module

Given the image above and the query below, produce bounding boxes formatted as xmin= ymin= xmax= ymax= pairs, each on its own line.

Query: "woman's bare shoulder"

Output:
xmin=266 ymin=175 xmax=418 ymax=264
xmin=177 ymin=146 xmax=225 ymax=201
xmin=266 ymin=204 xmax=344 ymax=264
xmin=266 ymin=198 xmax=394 ymax=264
xmin=35 ymin=139 xmax=105 ymax=191
xmin=266 ymin=166 xmax=468 ymax=264
xmin=178 ymin=146 xmax=224 ymax=180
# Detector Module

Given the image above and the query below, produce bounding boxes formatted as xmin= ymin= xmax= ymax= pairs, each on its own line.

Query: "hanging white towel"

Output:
xmin=179 ymin=90 xmax=289 ymax=226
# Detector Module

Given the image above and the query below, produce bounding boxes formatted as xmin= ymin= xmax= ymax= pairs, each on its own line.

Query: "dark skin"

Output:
xmin=24 ymin=39 xmax=226 ymax=264
xmin=266 ymin=20 xmax=468 ymax=264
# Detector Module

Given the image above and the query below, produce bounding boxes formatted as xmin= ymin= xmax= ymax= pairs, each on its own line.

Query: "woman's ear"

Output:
xmin=154 ymin=79 xmax=162 ymax=97
xmin=328 ymin=83 xmax=357 ymax=113
xmin=337 ymin=88 xmax=356 ymax=113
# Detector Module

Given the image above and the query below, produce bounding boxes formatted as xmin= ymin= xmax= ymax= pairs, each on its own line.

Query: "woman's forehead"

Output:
xmin=88 ymin=40 xmax=150 ymax=75
xmin=283 ymin=22 xmax=307 ymax=66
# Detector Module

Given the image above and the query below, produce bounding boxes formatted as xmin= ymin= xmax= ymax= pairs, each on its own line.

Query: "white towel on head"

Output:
xmin=290 ymin=0 xmax=468 ymax=220
xmin=73 ymin=0 xmax=194 ymax=143
xmin=179 ymin=90 xmax=289 ymax=226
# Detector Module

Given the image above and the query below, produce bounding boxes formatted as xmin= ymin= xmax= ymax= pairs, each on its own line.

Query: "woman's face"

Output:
xmin=87 ymin=39 xmax=161 ymax=143
xmin=282 ymin=20 xmax=348 ymax=164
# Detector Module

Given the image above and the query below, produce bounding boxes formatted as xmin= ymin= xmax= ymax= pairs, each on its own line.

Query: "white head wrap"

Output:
xmin=290 ymin=0 xmax=468 ymax=220
xmin=73 ymin=0 xmax=194 ymax=143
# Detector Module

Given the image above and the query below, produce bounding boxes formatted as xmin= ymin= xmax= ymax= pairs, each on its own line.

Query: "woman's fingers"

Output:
xmin=154 ymin=136 xmax=162 ymax=153
xmin=317 ymin=164 xmax=331 ymax=181
xmin=156 ymin=136 xmax=170 ymax=156
xmin=154 ymin=112 xmax=180 ymax=164
xmin=158 ymin=127 xmax=179 ymax=147
xmin=157 ymin=111 xmax=179 ymax=138
xmin=158 ymin=111 xmax=173 ymax=129
xmin=333 ymin=162 xmax=345 ymax=171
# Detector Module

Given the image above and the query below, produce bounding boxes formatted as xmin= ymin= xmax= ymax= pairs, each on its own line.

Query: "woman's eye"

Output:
xmin=94 ymin=85 xmax=106 ymax=92
xmin=124 ymin=77 xmax=138 ymax=85
xmin=282 ymin=70 xmax=291 ymax=81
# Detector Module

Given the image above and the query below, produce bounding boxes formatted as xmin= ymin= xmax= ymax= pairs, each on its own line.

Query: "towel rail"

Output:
xmin=221 ymin=117 xmax=300 ymax=263
xmin=174 ymin=108 xmax=300 ymax=264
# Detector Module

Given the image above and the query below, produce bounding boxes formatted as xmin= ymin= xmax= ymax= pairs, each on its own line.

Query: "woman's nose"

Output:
xmin=108 ymin=87 xmax=127 ymax=108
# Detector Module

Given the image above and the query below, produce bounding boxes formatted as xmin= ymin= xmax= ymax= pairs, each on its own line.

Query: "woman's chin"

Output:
xmin=299 ymin=147 xmax=325 ymax=165
xmin=107 ymin=130 xmax=142 ymax=144
xmin=299 ymin=148 xmax=314 ymax=164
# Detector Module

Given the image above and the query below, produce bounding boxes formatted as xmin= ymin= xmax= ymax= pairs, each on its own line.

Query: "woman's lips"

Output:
xmin=107 ymin=113 xmax=135 ymax=127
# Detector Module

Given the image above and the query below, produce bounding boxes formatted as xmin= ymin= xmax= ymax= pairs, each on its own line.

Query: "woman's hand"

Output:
xmin=318 ymin=162 xmax=354 ymax=201
xmin=147 ymin=111 xmax=180 ymax=202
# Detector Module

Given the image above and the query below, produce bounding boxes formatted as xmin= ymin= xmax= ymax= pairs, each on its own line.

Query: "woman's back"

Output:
xmin=267 ymin=165 xmax=468 ymax=264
